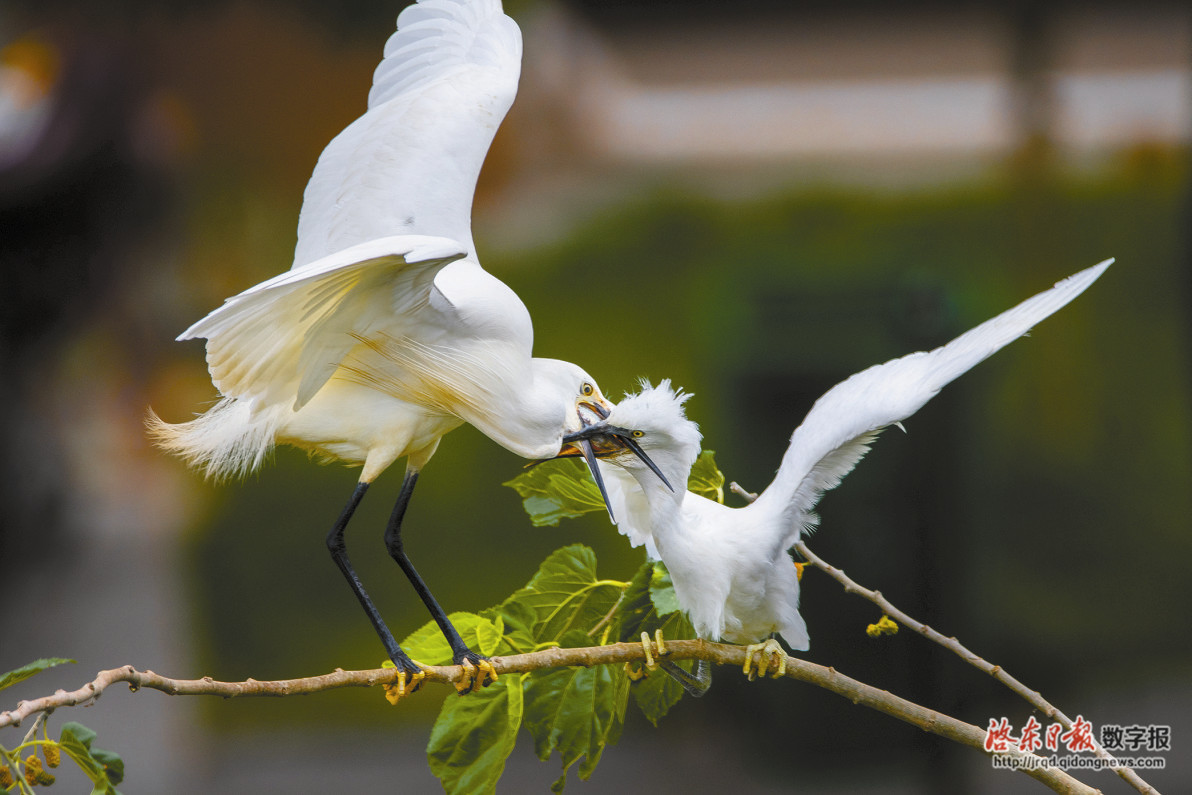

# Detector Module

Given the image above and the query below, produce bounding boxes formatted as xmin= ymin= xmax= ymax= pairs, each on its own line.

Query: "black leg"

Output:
xmin=659 ymin=658 xmax=712 ymax=698
xmin=384 ymin=471 xmax=494 ymax=692
xmin=325 ymin=481 xmax=422 ymax=685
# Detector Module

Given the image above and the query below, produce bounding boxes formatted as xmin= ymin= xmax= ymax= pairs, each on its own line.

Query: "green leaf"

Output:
xmin=421 ymin=546 xmax=645 ymax=795
xmin=427 ymin=674 xmax=526 ymax=795
xmin=503 ymin=459 xmax=606 ymax=526
xmin=501 ymin=545 xmax=623 ymax=644
xmin=613 ymin=561 xmax=687 ymax=641
xmin=0 ymin=658 xmax=75 ymax=691
xmin=524 ymin=631 xmax=630 ymax=793
xmin=58 ymin=722 xmax=123 ymax=795
xmin=688 ymin=450 xmax=725 ymax=503
xmin=398 ymin=612 xmax=504 ymax=666
xmin=610 ymin=562 xmax=656 ymax=642
xmin=90 ymin=748 xmax=125 ymax=786
xmin=62 ymin=720 xmax=98 ymax=748
xmin=481 ymin=599 xmax=537 ymax=655
xmin=648 ymin=562 xmax=682 ymax=616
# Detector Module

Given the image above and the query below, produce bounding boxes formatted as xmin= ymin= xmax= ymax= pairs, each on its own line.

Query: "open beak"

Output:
xmin=558 ymin=422 xmax=675 ymax=493
xmin=577 ymin=397 xmax=611 ymax=425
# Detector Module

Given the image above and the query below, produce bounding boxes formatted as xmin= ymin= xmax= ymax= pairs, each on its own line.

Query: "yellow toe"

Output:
xmin=476 ymin=659 xmax=499 ymax=688
xmin=640 ymin=631 xmax=657 ymax=670
xmin=742 ymin=639 xmax=786 ymax=681
xmin=383 ymin=667 xmax=427 ymax=705
xmin=624 ymin=662 xmax=647 ymax=682
xmin=455 ymin=659 xmax=476 ymax=694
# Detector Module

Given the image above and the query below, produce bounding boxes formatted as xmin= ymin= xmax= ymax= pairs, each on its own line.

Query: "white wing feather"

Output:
xmin=753 ymin=259 xmax=1113 ymax=541
xmin=293 ymin=0 xmax=521 ymax=268
xmin=180 ymin=235 xmax=467 ymax=410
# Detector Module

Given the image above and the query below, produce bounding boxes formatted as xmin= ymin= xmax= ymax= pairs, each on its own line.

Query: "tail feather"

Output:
xmin=146 ymin=398 xmax=279 ymax=481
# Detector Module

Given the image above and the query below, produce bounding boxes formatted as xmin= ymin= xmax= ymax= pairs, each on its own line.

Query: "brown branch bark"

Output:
xmin=3 ymin=642 xmax=1098 ymax=794
xmin=792 ymin=541 xmax=1157 ymax=795
xmin=727 ymin=481 xmax=1157 ymax=795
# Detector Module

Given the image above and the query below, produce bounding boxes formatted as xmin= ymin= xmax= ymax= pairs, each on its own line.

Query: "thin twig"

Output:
xmin=730 ymin=480 xmax=1156 ymax=795
xmin=794 ymin=541 xmax=1158 ymax=795
xmin=1 ymin=645 xmax=1094 ymax=794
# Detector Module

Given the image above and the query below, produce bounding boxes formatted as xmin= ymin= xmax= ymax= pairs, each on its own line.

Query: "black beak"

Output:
xmin=523 ymin=431 xmax=623 ymax=523
xmin=574 ymin=435 xmax=617 ymax=524
xmin=560 ymin=423 xmax=674 ymax=493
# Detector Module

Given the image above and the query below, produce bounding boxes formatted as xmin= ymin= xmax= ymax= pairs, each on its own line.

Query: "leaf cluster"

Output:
xmin=400 ymin=545 xmax=695 ymax=794
xmin=1 ymin=660 xmax=124 ymax=795
xmin=418 ymin=449 xmax=727 ymax=792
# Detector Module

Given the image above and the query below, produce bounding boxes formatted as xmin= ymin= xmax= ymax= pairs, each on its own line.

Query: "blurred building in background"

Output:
xmin=1 ymin=1 xmax=1189 ymax=792
xmin=487 ymin=1 xmax=1190 ymax=242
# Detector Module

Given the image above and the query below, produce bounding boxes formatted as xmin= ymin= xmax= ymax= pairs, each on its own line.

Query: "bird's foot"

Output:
xmin=381 ymin=655 xmax=428 ymax=705
xmin=742 ymin=638 xmax=786 ymax=681
xmin=454 ymin=651 xmax=498 ymax=695
xmin=626 ymin=629 xmax=669 ymax=680
xmin=624 ymin=661 xmax=648 ymax=681
xmin=640 ymin=629 xmax=668 ymax=670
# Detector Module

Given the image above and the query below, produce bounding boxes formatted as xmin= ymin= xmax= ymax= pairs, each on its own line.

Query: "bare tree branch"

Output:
xmin=792 ymin=540 xmax=1156 ymax=795
xmin=3 ymin=642 xmax=1098 ymax=794
xmin=727 ymin=480 xmax=1158 ymax=795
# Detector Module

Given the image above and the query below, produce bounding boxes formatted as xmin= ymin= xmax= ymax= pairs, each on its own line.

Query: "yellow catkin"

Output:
xmin=42 ymin=742 xmax=60 ymax=768
xmin=0 ymin=764 xmax=15 ymax=788
xmin=866 ymin=615 xmax=899 ymax=638
xmin=24 ymin=754 xmax=43 ymax=785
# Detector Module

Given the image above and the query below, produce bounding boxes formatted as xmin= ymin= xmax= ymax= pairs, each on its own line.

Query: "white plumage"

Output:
xmin=588 ymin=261 xmax=1112 ymax=653
xmin=152 ymin=1 xmax=599 ymax=483
xmin=148 ymin=0 xmax=619 ymax=691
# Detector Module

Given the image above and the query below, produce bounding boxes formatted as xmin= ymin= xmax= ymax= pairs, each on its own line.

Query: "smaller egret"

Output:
xmin=562 ymin=261 xmax=1111 ymax=693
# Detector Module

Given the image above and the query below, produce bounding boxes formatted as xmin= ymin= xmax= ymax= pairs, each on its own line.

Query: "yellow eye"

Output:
xmin=632 ymin=430 xmax=644 ymax=438
xmin=581 ymin=383 xmax=595 ymax=396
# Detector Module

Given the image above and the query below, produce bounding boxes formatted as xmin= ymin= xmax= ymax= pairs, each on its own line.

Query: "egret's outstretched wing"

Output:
xmin=293 ymin=0 xmax=522 ymax=268
xmin=181 ymin=235 xmax=466 ymax=411
xmin=754 ymin=260 xmax=1112 ymax=540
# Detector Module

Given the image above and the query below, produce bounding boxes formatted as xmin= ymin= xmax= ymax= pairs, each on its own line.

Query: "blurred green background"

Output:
xmin=1 ymin=0 xmax=1189 ymax=792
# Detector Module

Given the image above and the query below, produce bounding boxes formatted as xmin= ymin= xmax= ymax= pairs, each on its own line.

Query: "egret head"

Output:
xmin=557 ymin=380 xmax=702 ymax=498
xmin=532 ymin=359 xmax=613 ymax=432
xmin=526 ymin=366 xmax=674 ymax=522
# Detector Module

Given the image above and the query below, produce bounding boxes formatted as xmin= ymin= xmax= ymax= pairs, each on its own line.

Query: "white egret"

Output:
xmin=148 ymin=0 xmax=662 ymax=695
xmin=563 ymin=260 xmax=1111 ymax=693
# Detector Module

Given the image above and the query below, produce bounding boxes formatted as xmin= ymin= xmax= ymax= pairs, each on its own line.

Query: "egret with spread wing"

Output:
xmin=563 ymin=261 xmax=1111 ymax=693
xmin=149 ymin=0 xmax=662 ymax=696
